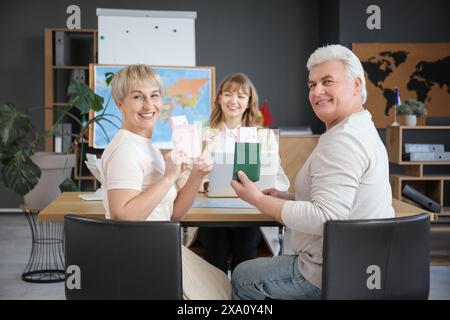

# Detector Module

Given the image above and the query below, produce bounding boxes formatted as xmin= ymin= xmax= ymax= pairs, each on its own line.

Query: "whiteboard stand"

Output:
xmin=97 ymin=8 xmax=197 ymax=66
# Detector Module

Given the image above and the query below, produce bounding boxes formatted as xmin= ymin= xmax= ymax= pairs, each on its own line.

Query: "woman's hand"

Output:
xmin=190 ymin=154 xmax=214 ymax=179
xmin=230 ymin=171 xmax=264 ymax=205
xmin=163 ymin=149 xmax=186 ymax=183
xmin=262 ymin=188 xmax=295 ymax=200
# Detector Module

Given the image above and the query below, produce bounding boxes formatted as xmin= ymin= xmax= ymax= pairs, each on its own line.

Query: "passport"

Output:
xmin=232 ymin=142 xmax=261 ymax=182
xmin=172 ymin=124 xmax=201 ymax=160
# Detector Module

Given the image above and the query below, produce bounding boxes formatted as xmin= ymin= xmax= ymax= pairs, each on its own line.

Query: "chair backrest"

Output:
xmin=322 ymin=213 xmax=430 ymax=300
xmin=64 ymin=215 xmax=182 ymax=300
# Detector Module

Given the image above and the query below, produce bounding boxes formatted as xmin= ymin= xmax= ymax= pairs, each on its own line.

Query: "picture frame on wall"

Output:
xmin=352 ymin=43 xmax=450 ymax=128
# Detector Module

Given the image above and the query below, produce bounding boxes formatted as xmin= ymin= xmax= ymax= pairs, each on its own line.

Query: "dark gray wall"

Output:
xmin=319 ymin=0 xmax=340 ymax=46
xmin=0 ymin=0 xmax=320 ymax=208
xmin=339 ymin=0 xmax=450 ymax=45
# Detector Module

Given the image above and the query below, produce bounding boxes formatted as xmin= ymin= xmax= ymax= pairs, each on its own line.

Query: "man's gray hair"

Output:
xmin=306 ymin=44 xmax=367 ymax=104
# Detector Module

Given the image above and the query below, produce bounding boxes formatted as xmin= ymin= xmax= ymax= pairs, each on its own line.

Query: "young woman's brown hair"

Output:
xmin=209 ymin=73 xmax=260 ymax=128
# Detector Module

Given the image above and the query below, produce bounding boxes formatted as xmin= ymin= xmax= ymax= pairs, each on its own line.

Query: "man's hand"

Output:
xmin=230 ymin=171 xmax=264 ymax=205
xmin=262 ymin=188 xmax=295 ymax=200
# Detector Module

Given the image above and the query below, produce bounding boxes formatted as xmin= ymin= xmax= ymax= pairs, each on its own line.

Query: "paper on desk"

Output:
xmin=237 ymin=127 xmax=258 ymax=143
xmin=192 ymin=198 xmax=256 ymax=209
xmin=85 ymin=153 xmax=102 ymax=184
xmin=79 ymin=188 xmax=104 ymax=201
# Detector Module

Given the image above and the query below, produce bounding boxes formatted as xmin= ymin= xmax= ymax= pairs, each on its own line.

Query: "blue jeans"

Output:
xmin=231 ymin=255 xmax=321 ymax=300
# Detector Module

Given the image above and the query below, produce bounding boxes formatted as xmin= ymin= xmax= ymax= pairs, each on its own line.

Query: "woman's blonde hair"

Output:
xmin=210 ymin=73 xmax=260 ymax=128
xmin=111 ymin=64 xmax=164 ymax=103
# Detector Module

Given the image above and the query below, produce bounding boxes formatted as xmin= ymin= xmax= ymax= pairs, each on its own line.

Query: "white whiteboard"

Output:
xmin=97 ymin=8 xmax=196 ymax=66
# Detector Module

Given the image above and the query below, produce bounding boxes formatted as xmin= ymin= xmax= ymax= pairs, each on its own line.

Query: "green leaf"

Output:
xmin=68 ymin=80 xmax=104 ymax=115
xmin=105 ymin=72 xmax=115 ymax=87
xmin=1 ymin=149 xmax=41 ymax=196
xmin=59 ymin=177 xmax=79 ymax=192
xmin=0 ymin=103 xmax=31 ymax=145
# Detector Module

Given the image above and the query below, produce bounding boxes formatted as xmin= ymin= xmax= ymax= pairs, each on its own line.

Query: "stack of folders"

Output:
xmin=402 ymin=143 xmax=450 ymax=161
xmin=402 ymin=184 xmax=441 ymax=213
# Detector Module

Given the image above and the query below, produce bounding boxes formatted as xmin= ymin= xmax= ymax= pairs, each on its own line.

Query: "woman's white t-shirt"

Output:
xmin=100 ymin=129 xmax=177 ymax=221
xmin=100 ymin=129 xmax=231 ymax=299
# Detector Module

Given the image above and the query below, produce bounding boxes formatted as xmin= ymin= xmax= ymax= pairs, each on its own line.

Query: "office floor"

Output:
xmin=0 ymin=213 xmax=449 ymax=300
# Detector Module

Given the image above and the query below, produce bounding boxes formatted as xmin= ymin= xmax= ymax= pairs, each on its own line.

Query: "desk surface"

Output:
xmin=37 ymin=192 xmax=435 ymax=222
xmin=37 ymin=192 xmax=276 ymax=223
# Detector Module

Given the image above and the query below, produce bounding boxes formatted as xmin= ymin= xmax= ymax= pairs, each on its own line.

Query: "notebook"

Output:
xmin=205 ymin=152 xmax=236 ymax=197
xmin=205 ymin=151 xmax=278 ymax=198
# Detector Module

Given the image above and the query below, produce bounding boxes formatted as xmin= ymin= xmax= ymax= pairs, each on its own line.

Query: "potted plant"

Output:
xmin=0 ymin=80 xmax=115 ymax=209
xmin=396 ymin=99 xmax=427 ymax=126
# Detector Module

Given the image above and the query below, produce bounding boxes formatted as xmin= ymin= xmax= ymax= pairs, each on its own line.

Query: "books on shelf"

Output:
xmin=402 ymin=143 xmax=450 ymax=162
xmin=402 ymin=152 xmax=450 ymax=161
xmin=404 ymin=143 xmax=444 ymax=153
xmin=54 ymin=123 xmax=72 ymax=153
xmin=54 ymin=31 xmax=71 ymax=66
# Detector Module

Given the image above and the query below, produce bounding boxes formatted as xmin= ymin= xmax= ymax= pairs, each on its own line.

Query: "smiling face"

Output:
xmin=308 ymin=59 xmax=362 ymax=129
xmin=219 ymin=83 xmax=250 ymax=128
xmin=116 ymin=85 xmax=162 ymax=138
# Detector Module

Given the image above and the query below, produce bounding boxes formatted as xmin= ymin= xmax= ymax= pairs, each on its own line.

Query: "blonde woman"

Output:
xmin=100 ymin=64 xmax=231 ymax=299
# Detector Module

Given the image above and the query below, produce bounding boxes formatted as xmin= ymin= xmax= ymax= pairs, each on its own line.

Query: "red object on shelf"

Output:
xmin=261 ymin=99 xmax=273 ymax=127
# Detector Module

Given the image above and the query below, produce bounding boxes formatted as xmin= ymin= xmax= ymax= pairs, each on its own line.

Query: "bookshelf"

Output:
xmin=386 ymin=126 xmax=450 ymax=217
xmin=44 ymin=28 xmax=98 ymax=189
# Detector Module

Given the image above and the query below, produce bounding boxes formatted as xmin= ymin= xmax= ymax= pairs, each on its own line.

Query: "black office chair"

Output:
xmin=322 ymin=213 xmax=430 ymax=300
xmin=64 ymin=215 xmax=182 ymax=299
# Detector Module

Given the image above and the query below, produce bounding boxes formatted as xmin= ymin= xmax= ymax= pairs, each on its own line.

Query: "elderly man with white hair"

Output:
xmin=230 ymin=44 xmax=394 ymax=300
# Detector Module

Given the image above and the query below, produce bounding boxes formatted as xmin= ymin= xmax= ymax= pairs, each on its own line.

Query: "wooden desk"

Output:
xmin=38 ymin=192 xmax=435 ymax=222
xmin=37 ymin=192 xmax=277 ymax=225
xmin=392 ymin=198 xmax=436 ymax=221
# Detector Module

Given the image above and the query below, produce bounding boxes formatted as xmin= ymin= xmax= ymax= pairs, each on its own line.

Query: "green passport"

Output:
xmin=232 ymin=142 xmax=261 ymax=182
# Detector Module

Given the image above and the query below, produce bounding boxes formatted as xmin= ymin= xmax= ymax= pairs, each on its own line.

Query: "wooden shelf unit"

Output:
xmin=386 ymin=125 xmax=450 ymax=218
xmin=44 ymin=28 xmax=98 ymax=189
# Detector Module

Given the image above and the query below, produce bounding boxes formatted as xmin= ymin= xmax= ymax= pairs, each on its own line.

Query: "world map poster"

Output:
xmin=352 ymin=43 xmax=450 ymax=128
xmin=89 ymin=65 xmax=215 ymax=149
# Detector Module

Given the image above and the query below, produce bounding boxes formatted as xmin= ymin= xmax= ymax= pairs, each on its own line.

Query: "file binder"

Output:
xmin=232 ymin=142 xmax=261 ymax=182
xmin=404 ymin=143 xmax=444 ymax=153
xmin=402 ymin=152 xmax=450 ymax=161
